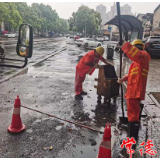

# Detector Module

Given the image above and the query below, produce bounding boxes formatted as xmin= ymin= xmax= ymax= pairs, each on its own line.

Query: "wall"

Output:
xmin=153 ymin=7 xmax=160 ymax=30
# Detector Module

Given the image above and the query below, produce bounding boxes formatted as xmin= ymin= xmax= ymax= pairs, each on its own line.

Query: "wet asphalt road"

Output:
xmin=0 ymin=37 xmax=160 ymax=158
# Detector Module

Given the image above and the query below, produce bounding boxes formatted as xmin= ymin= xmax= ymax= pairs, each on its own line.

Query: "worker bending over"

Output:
xmin=75 ymin=46 xmax=110 ymax=100
xmin=118 ymin=39 xmax=151 ymax=146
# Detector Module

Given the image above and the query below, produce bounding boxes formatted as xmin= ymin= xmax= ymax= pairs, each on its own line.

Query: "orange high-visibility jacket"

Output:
xmin=121 ymin=42 xmax=151 ymax=100
xmin=76 ymin=50 xmax=103 ymax=77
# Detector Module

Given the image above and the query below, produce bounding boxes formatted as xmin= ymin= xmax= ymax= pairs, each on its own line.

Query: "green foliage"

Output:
xmin=68 ymin=5 xmax=102 ymax=35
xmin=0 ymin=2 xmax=69 ymax=33
xmin=0 ymin=3 xmax=10 ymax=24
xmin=0 ymin=2 xmax=22 ymax=31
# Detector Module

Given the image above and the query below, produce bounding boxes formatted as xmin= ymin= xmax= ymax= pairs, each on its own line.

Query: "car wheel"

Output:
xmin=78 ymin=45 xmax=81 ymax=47
xmin=84 ymin=43 xmax=88 ymax=48
xmin=97 ymin=43 xmax=101 ymax=47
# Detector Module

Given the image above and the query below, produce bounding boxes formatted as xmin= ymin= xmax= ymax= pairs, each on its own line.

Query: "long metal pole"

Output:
xmin=21 ymin=105 xmax=104 ymax=134
xmin=85 ymin=21 xmax=86 ymax=37
xmin=116 ymin=2 xmax=124 ymax=117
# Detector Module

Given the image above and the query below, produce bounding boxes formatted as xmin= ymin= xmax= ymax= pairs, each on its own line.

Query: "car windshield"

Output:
xmin=148 ymin=37 xmax=160 ymax=42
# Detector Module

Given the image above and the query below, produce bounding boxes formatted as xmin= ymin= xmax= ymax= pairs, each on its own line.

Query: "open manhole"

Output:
xmin=151 ymin=92 xmax=160 ymax=104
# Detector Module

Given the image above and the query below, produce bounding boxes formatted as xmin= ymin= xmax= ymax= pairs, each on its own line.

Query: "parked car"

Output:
xmin=40 ymin=33 xmax=48 ymax=37
xmin=15 ymin=31 xmax=19 ymax=37
xmin=66 ymin=34 xmax=70 ymax=38
xmin=75 ymin=38 xmax=102 ymax=48
xmin=104 ymin=36 xmax=109 ymax=41
xmin=3 ymin=31 xmax=8 ymax=35
xmin=145 ymin=36 xmax=160 ymax=57
xmin=96 ymin=36 xmax=104 ymax=42
xmin=4 ymin=32 xmax=16 ymax=38
xmin=74 ymin=36 xmax=80 ymax=41
xmin=70 ymin=35 xmax=75 ymax=39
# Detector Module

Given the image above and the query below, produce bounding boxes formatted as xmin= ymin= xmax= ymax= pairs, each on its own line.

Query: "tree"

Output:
xmin=0 ymin=2 xmax=22 ymax=31
xmin=57 ymin=18 xmax=69 ymax=33
xmin=0 ymin=2 xmax=69 ymax=34
xmin=68 ymin=5 xmax=102 ymax=36
xmin=31 ymin=3 xmax=59 ymax=33
xmin=0 ymin=3 xmax=10 ymax=25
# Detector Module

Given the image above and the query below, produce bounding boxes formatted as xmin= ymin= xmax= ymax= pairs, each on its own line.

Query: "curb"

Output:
xmin=0 ymin=47 xmax=67 ymax=84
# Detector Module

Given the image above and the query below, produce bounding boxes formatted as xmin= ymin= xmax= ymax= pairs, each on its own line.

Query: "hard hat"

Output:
xmin=95 ymin=46 xmax=104 ymax=56
xmin=131 ymin=39 xmax=145 ymax=49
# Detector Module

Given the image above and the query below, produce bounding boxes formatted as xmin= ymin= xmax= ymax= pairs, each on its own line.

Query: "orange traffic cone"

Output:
xmin=98 ymin=124 xmax=111 ymax=158
xmin=8 ymin=95 xmax=26 ymax=133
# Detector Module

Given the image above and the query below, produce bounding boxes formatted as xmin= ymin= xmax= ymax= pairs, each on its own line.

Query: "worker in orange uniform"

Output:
xmin=75 ymin=46 xmax=111 ymax=100
xmin=118 ymin=39 xmax=151 ymax=147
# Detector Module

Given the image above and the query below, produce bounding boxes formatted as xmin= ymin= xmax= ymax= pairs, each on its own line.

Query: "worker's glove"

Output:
xmin=117 ymin=75 xmax=128 ymax=84
xmin=95 ymin=63 xmax=99 ymax=68
xmin=117 ymin=78 xmax=123 ymax=84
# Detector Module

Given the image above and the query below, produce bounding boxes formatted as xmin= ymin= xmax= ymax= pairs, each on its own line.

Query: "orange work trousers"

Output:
xmin=75 ymin=68 xmax=86 ymax=95
xmin=127 ymin=98 xmax=141 ymax=122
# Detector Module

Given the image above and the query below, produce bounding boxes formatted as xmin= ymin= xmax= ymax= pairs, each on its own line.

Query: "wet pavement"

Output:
xmin=0 ymin=38 xmax=160 ymax=157
xmin=0 ymin=37 xmax=67 ymax=81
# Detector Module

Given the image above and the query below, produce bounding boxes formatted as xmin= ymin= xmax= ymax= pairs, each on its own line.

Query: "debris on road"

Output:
xmin=89 ymin=138 xmax=97 ymax=146
xmin=73 ymin=144 xmax=76 ymax=147
xmin=49 ymin=146 xmax=53 ymax=150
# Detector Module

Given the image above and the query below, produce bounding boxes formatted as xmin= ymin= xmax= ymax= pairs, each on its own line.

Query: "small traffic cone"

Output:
xmin=8 ymin=95 xmax=26 ymax=133
xmin=98 ymin=124 xmax=111 ymax=158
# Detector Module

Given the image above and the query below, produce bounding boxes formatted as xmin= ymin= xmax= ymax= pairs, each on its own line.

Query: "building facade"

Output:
xmin=137 ymin=13 xmax=153 ymax=37
xmin=152 ymin=4 xmax=160 ymax=35
xmin=96 ymin=4 xmax=107 ymax=24
xmin=106 ymin=3 xmax=134 ymax=23
xmin=96 ymin=3 xmax=134 ymax=36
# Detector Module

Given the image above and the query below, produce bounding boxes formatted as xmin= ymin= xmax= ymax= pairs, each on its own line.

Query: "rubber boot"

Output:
xmin=75 ymin=94 xmax=83 ymax=100
xmin=118 ymin=123 xmax=131 ymax=158
xmin=129 ymin=121 xmax=140 ymax=151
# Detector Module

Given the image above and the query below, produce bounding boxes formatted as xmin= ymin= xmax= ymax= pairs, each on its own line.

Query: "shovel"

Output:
xmin=116 ymin=2 xmax=128 ymax=124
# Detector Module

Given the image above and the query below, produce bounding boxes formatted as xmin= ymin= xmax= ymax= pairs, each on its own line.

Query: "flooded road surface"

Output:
xmin=0 ymin=38 xmax=160 ymax=157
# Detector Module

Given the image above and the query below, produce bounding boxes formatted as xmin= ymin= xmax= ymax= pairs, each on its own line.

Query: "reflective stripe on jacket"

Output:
xmin=121 ymin=42 xmax=151 ymax=100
